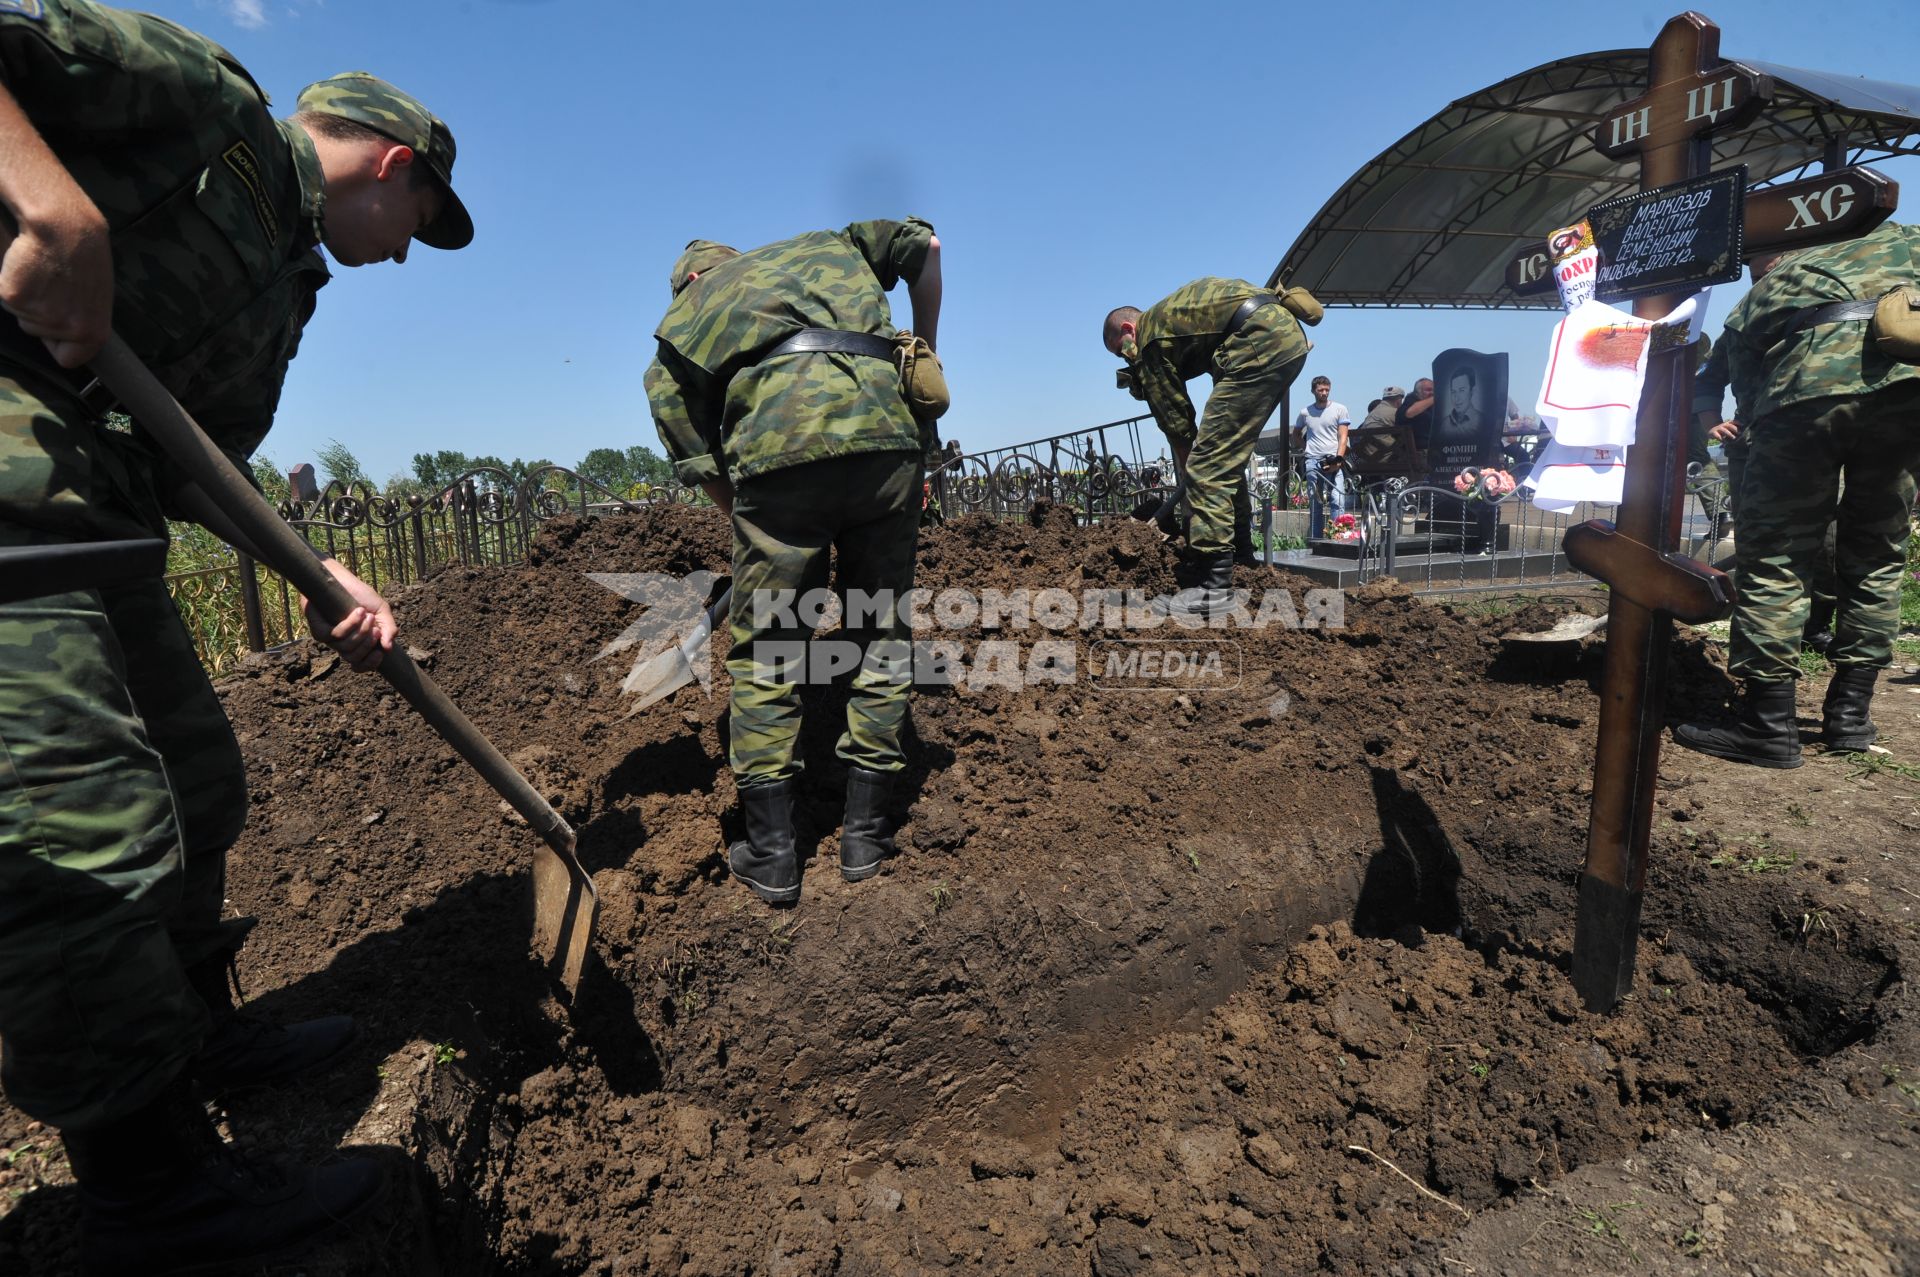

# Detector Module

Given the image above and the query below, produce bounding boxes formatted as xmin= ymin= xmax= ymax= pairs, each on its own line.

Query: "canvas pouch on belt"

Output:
xmin=1277 ymin=286 xmax=1324 ymax=328
xmin=1871 ymin=285 xmax=1920 ymax=363
xmin=895 ymin=331 xmax=950 ymax=421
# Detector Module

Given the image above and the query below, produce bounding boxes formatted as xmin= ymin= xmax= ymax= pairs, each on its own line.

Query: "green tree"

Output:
xmin=316 ymin=438 xmax=366 ymax=489
xmin=381 ymin=472 xmax=431 ymax=500
xmin=250 ymin=453 xmax=292 ymax=504
xmin=576 ymin=447 xmax=626 ymax=490
xmin=411 ymin=449 xmax=465 ymax=490
xmin=576 ymin=444 xmax=674 ymax=495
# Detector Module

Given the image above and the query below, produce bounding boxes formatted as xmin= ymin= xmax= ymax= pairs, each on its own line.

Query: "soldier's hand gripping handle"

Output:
xmin=0 ymin=94 xmax=113 ymax=368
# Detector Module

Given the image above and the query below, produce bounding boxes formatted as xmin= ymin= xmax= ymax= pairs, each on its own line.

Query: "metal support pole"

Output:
xmin=237 ymin=551 xmax=265 ymax=653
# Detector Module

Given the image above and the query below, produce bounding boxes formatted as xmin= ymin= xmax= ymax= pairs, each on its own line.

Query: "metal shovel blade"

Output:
xmin=623 ymin=587 xmax=730 ymax=712
xmin=624 ymin=644 xmax=698 ymax=710
xmin=1503 ymin=613 xmax=1609 ymax=645
xmin=532 ymin=840 xmax=599 ymax=995
xmin=1571 ymin=872 xmax=1643 ymax=1012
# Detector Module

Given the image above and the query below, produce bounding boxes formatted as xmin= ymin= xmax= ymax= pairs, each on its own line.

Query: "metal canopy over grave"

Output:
xmin=1269 ymin=51 xmax=1920 ymax=308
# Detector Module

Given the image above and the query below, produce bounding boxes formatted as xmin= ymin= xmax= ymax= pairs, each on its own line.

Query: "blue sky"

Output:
xmin=136 ymin=0 xmax=1920 ymax=485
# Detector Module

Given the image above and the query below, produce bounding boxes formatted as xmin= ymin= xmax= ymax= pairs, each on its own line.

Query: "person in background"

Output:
xmin=1104 ymin=278 xmax=1312 ymax=612
xmin=1674 ymin=223 xmax=1920 ymax=768
xmin=1396 ymin=376 xmax=1437 ymax=458
xmin=1358 ymin=385 xmax=1403 ymax=432
xmin=647 ymin=218 xmax=943 ymax=905
xmin=1290 ymin=375 xmax=1350 ymax=537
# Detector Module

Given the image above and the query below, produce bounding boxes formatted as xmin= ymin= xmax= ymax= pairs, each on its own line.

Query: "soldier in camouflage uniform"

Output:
xmin=1104 ymin=278 xmax=1312 ymax=617
xmin=646 ymin=218 xmax=942 ymax=905
xmin=0 ymin=2 xmax=471 ymax=1268
xmin=1693 ymin=252 xmax=1840 ymax=652
xmin=1676 ymin=222 xmax=1920 ymax=769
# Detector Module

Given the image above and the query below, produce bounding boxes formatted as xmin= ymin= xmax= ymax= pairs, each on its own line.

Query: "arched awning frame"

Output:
xmin=1269 ymin=50 xmax=1920 ymax=310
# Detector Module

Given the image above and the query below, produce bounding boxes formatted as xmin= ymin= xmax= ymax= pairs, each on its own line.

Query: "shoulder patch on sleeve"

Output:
xmin=0 ymin=0 xmax=47 ymax=19
xmin=221 ymin=141 xmax=281 ymax=243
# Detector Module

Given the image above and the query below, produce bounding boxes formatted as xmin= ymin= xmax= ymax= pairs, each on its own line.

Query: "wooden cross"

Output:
xmin=1566 ymin=12 xmax=1773 ymax=1012
xmin=1592 ymin=19 xmax=1771 ymax=161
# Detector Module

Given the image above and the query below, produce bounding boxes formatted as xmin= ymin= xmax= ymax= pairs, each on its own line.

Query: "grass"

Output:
xmin=928 ymin=880 xmax=953 ymax=915
xmin=1574 ymin=1200 xmax=1643 ymax=1259
xmin=662 ymin=950 xmax=702 ymax=1017
xmin=1885 ymin=1064 xmax=1920 ymax=1110
xmin=1844 ymin=752 xmax=1920 ymax=784
xmin=1448 ymin=595 xmax=1533 ymax=620
xmin=1708 ymin=837 xmax=1799 ymax=874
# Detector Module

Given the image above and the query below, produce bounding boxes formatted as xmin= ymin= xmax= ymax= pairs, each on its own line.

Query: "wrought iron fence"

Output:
xmin=927 ymin=414 xmax=1175 ymax=522
xmin=1358 ymin=466 xmax=1732 ymax=595
xmin=166 ymin=465 xmax=708 ymax=673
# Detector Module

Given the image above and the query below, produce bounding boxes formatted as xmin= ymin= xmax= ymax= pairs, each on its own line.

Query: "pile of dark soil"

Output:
xmin=1 ymin=504 xmax=1910 ymax=1276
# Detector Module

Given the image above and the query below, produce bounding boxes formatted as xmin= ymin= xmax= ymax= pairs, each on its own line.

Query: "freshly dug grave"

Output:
xmin=1 ymin=505 xmax=1914 ymax=1277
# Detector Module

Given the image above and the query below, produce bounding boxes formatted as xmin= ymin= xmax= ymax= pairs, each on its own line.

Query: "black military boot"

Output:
xmin=1152 ymin=550 xmax=1237 ymax=622
xmin=840 ymin=767 xmax=896 ymax=883
xmin=1822 ymin=665 xmax=1880 ymax=752
xmin=729 ymin=778 xmax=801 ymax=905
xmin=185 ymin=944 xmax=356 ymax=1092
xmin=62 ymin=1077 xmax=386 ymax=1276
xmin=1232 ymin=521 xmax=1261 ymax=568
xmin=1673 ymin=679 xmax=1803 ymax=769
xmin=1802 ymin=596 xmax=1837 ymax=656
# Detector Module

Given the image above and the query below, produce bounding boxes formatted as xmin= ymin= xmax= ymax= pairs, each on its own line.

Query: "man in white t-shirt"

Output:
xmin=1290 ymin=375 xmax=1351 ymax=534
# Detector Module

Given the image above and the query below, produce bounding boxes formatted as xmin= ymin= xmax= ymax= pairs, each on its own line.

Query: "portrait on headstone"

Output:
xmin=1427 ymin=348 xmax=1510 ymax=477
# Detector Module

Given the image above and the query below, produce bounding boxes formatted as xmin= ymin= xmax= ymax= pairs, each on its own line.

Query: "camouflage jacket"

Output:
xmin=1122 ymin=277 xmax=1304 ymax=446
xmin=646 ymin=218 xmax=934 ymax=486
xmin=1723 ymin=221 xmax=1920 ymax=420
xmin=0 ymin=0 xmax=329 ymax=518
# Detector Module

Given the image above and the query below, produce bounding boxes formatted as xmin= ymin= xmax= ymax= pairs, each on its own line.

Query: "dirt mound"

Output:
xmin=2 ymin=504 xmax=1910 ymax=1276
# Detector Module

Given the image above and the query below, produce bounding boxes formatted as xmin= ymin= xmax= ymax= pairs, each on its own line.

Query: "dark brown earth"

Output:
xmin=2 ymin=504 xmax=1916 ymax=1275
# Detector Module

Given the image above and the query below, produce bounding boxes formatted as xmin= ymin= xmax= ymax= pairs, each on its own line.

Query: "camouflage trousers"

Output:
xmin=1185 ymin=307 xmax=1309 ymax=555
xmin=1724 ymin=437 xmax=1837 ymax=619
xmin=1 ymin=372 xmax=243 ymax=1129
xmin=1728 ymin=385 xmax=1920 ymax=683
xmin=726 ymin=450 xmax=923 ymax=785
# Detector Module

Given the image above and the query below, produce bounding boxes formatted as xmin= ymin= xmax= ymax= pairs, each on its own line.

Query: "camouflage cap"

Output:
xmin=296 ymin=71 xmax=473 ymax=250
xmin=669 ymin=240 xmax=739 ymax=296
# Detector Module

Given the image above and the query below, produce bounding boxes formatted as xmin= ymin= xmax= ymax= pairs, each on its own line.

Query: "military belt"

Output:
xmin=768 ymin=328 xmax=898 ymax=362
xmin=1224 ymin=294 xmax=1281 ymax=337
xmin=0 ymin=538 xmax=169 ymax=604
xmin=1782 ymin=298 xmax=1879 ymax=338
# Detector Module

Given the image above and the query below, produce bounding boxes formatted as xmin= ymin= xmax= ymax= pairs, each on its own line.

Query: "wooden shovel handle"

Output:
xmin=87 ymin=334 xmax=576 ymax=856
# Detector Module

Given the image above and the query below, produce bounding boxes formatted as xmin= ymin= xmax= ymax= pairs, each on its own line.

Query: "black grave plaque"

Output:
xmin=1427 ymin=349 xmax=1509 ymax=477
xmin=1590 ymin=167 xmax=1746 ymax=302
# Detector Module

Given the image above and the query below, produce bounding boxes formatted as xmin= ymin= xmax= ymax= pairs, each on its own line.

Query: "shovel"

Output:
xmin=82 ymin=334 xmax=599 ymax=996
xmin=1502 ymin=612 xmax=1609 ymax=646
xmin=1130 ymin=464 xmax=1187 ymax=536
xmin=623 ymin=585 xmax=731 ymax=711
